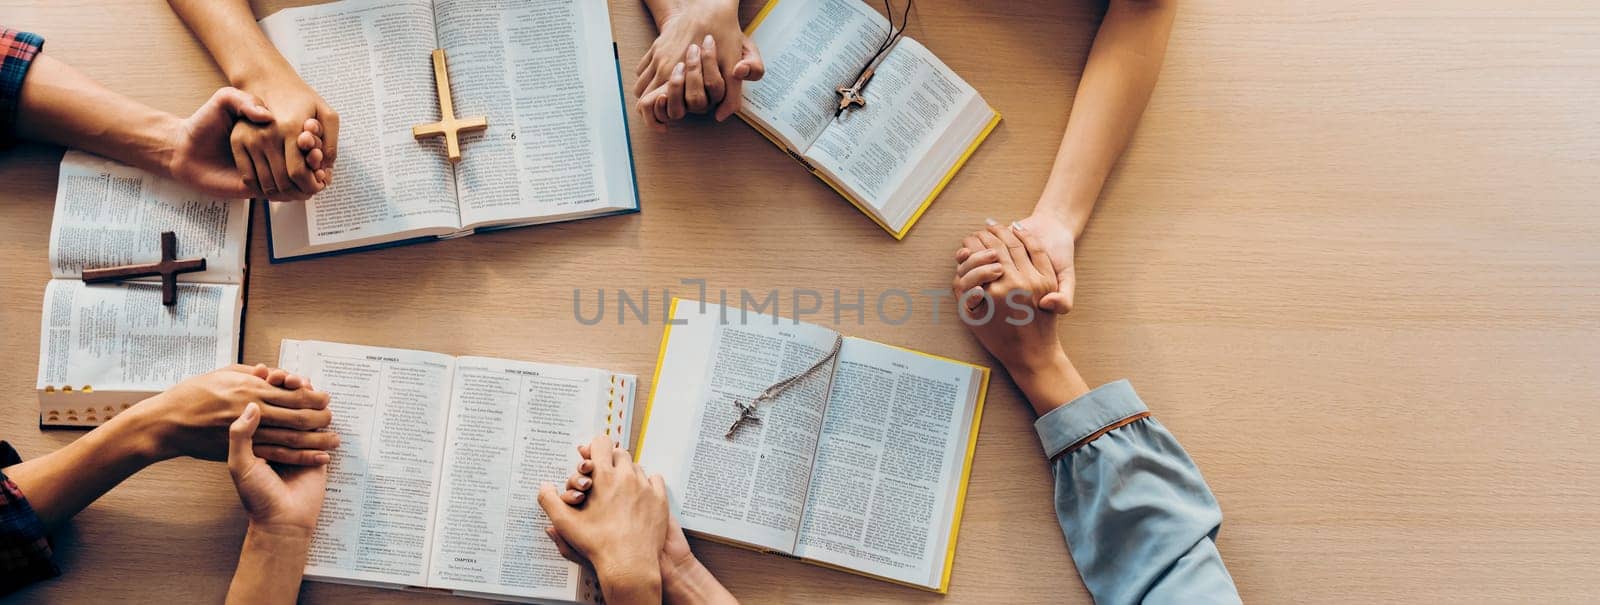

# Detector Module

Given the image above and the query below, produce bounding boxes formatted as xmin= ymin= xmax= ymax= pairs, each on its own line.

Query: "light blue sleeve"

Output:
xmin=1034 ymin=380 xmax=1241 ymax=605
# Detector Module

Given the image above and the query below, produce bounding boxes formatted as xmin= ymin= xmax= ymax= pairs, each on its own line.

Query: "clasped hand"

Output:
xmin=167 ymin=85 xmax=335 ymax=201
xmin=636 ymin=0 xmax=766 ymax=127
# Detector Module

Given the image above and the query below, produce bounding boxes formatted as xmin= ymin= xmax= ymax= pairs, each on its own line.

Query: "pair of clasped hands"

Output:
xmin=169 ymin=81 xmax=337 ymax=202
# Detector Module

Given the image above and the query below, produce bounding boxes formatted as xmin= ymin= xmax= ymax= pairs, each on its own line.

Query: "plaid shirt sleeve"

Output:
xmin=1 ymin=27 xmax=45 ymax=148
xmin=0 ymin=441 xmax=59 ymax=595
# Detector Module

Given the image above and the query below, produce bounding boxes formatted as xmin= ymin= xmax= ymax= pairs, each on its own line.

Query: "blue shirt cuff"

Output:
xmin=1033 ymin=379 xmax=1149 ymax=459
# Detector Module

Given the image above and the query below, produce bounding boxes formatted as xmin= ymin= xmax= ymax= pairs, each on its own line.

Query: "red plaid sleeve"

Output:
xmin=1 ymin=27 xmax=45 ymax=147
xmin=0 ymin=441 xmax=59 ymax=595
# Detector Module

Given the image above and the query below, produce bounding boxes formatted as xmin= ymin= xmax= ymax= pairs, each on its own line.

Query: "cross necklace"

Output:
xmin=725 ymin=334 xmax=844 ymax=439
xmin=81 ymin=231 xmax=206 ymax=306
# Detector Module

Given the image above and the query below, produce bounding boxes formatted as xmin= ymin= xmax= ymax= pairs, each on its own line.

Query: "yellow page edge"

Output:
xmin=634 ymin=297 xmax=681 ymax=462
xmin=896 ymin=109 xmax=1004 ymax=239
xmin=745 ymin=0 xmax=783 ymax=35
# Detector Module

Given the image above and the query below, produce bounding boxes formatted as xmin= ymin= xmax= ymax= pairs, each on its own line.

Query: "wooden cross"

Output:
xmin=412 ymin=49 xmax=488 ymax=163
xmin=81 ymin=231 xmax=206 ymax=306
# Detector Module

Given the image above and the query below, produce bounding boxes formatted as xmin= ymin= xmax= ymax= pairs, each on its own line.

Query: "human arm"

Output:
xmin=225 ymin=402 xmax=328 ymax=605
xmin=955 ymin=226 xmax=1241 ymax=605
xmin=166 ymin=0 xmax=336 ymax=198
xmin=559 ymin=444 xmax=739 ymax=604
xmin=3 ymin=29 xmax=277 ymax=198
xmin=1 ymin=366 xmax=335 ymax=530
xmin=958 ymin=0 xmax=1176 ymax=314
xmin=536 ymin=435 xmax=668 ymax=605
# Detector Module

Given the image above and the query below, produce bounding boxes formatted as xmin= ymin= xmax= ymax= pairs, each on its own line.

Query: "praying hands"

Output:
xmin=637 ymin=0 xmax=766 ymax=127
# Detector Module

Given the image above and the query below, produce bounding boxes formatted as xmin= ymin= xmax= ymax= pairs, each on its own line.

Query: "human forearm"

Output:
xmin=0 ymin=409 xmax=162 ymax=529
xmin=1038 ymin=381 xmax=1239 ymax=604
xmin=168 ymin=0 xmax=296 ymax=89
xmin=1001 ymin=344 xmax=1092 ymax=418
xmin=643 ymin=0 xmax=739 ymax=30
xmin=662 ymin=555 xmax=737 ymax=605
xmin=14 ymin=55 xmax=182 ymax=177
xmin=226 ymin=525 xmax=312 ymax=605
xmin=1035 ymin=0 xmax=1176 ymax=237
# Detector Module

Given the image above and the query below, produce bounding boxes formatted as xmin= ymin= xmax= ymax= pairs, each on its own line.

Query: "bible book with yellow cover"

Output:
xmin=636 ymin=299 xmax=989 ymax=592
xmin=736 ymin=0 xmax=1001 ymax=239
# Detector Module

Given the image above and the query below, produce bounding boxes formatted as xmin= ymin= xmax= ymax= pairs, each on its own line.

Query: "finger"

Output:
xmin=567 ymin=472 xmax=593 ymax=493
xmin=258 ymin=385 xmax=331 ymax=410
xmin=537 ymin=482 xmax=575 ymax=525
xmin=283 ymin=372 xmax=308 ymax=390
xmin=976 ymin=225 xmax=1017 ymax=273
xmin=649 ymin=474 xmax=666 ymax=498
xmin=637 ymin=59 xmax=662 ymax=100
xmin=213 ymin=87 xmax=274 ymax=124
xmin=227 ymin=402 xmax=262 ymax=476
xmin=589 ymin=434 xmax=616 ymax=473
xmin=318 ymin=103 xmax=340 ymax=170
xmin=715 ymin=76 xmax=744 ymax=122
xmin=578 ymin=459 xmax=594 ymax=476
xmin=545 ymin=527 xmax=582 ymax=564
xmin=284 ymin=135 xmax=320 ymax=196
xmin=254 ymin=427 xmax=340 ymax=451
xmin=577 ymin=442 xmax=591 ymax=460
xmin=735 ymin=36 xmax=765 ymax=81
xmin=1012 ymin=221 xmax=1056 ymax=281
xmin=258 ymin=405 xmax=333 ymax=431
xmin=1040 ymin=291 xmax=1073 ymax=315
xmin=701 ymin=35 xmax=726 ymax=106
xmin=611 ymin=439 xmax=633 ymax=471
xmin=684 ymin=44 xmax=707 ymax=114
xmin=666 ymin=63 xmax=687 ymax=121
xmin=249 ymin=146 xmax=278 ymax=199
xmin=561 ymin=489 xmax=587 ymax=506
xmin=266 ymin=368 xmax=289 ymax=387
xmin=307 ymin=147 xmax=325 ymax=172
xmin=957 ymin=248 xmax=1000 ymax=276
xmin=304 ymin=117 xmax=323 ymax=138
xmin=952 ymin=263 xmax=1003 ymax=295
xmin=988 ymin=221 xmax=1029 ymax=270
xmin=231 ymin=135 xmax=261 ymax=198
xmin=654 ymin=93 xmax=671 ymax=126
xmin=253 ymin=444 xmax=332 ymax=466
xmin=298 ymin=130 xmax=318 ymax=153
xmin=634 ymin=50 xmax=656 ymax=95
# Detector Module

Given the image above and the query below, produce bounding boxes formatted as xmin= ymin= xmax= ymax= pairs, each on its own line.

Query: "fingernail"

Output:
xmin=689 ymin=44 xmax=700 ymax=61
xmin=674 ymin=62 xmax=685 ymax=77
xmin=578 ymin=477 xmax=592 ymax=489
xmin=255 ymin=105 xmax=268 ymax=114
xmin=704 ymin=34 xmax=714 ymax=47
xmin=984 ymin=218 xmax=999 ymax=226
xmin=315 ymin=453 xmax=331 ymax=464
xmin=1011 ymin=221 xmax=1026 ymax=233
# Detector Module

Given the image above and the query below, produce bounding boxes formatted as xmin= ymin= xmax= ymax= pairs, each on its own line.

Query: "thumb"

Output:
xmin=734 ymin=37 xmax=765 ymax=81
xmin=538 ymin=482 xmax=575 ymax=526
xmin=209 ymin=87 xmax=274 ymax=125
xmin=228 ymin=402 xmax=263 ymax=477
xmin=1040 ymin=291 xmax=1073 ymax=315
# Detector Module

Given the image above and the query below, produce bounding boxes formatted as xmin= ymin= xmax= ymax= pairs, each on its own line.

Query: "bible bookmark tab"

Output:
xmin=81 ymin=231 xmax=206 ymax=306
xmin=412 ymin=48 xmax=488 ymax=163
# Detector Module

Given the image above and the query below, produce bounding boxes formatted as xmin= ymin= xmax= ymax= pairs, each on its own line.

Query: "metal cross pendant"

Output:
xmin=725 ymin=400 xmax=764 ymax=439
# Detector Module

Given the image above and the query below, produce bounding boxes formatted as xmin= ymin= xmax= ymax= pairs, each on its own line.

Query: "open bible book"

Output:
xmin=36 ymin=151 xmax=248 ymax=427
xmin=260 ymin=0 xmax=638 ymax=261
xmin=738 ymin=0 xmax=1001 ymax=239
xmin=278 ymin=339 xmax=635 ymax=604
xmin=636 ymin=300 xmax=989 ymax=591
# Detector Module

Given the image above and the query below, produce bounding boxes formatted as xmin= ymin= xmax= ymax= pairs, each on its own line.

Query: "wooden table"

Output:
xmin=3 ymin=0 xmax=1597 ymax=602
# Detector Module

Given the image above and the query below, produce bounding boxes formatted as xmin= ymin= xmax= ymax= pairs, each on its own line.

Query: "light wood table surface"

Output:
xmin=2 ymin=0 xmax=1597 ymax=602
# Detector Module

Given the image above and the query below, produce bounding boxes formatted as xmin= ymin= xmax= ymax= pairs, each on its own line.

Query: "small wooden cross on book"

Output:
xmin=412 ymin=49 xmax=488 ymax=163
xmin=81 ymin=231 xmax=206 ymax=306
